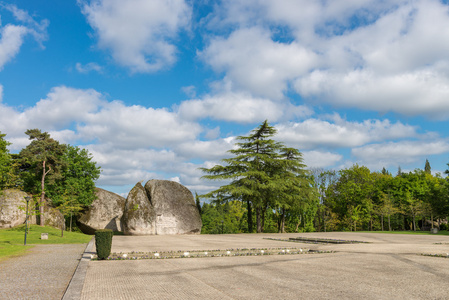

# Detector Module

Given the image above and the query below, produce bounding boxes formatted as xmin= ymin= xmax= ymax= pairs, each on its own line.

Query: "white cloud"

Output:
xmin=174 ymin=138 xmax=235 ymax=160
xmin=201 ymin=26 xmax=319 ymax=100
xmin=276 ymin=116 xmax=418 ymax=149
xmin=202 ymin=0 xmax=449 ymax=119
xmin=303 ymin=150 xmax=343 ymax=169
xmin=351 ymin=140 xmax=449 ymax=169
xmin=0 ymin=4 xmax=48 ymax=70
xmin=0 ymin=25 xmax=28 ymax=70
xmin=75 ymin=62 xmax=103 ymax=73
xmin=178 ymin=89 xmax=312 ymax=123
xmin=0 ymin=86 xmax=201 ymax=150
xmin=80 ymin=0 xmax=191 ymax=72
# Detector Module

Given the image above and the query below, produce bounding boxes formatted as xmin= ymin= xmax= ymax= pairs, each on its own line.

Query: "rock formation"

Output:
xmin=122 ymin=183 xmax=156 ymax=235
xmin=78 ymin=188 xmax=126 ymax=234
xmin=145 ymin=179 xmax=202 ymax=235
xmin=0 ymin=189 xmax=29 ymax=228
xmin=0 ymin=189 xmax=63 ymax=229
xmin=1 ymin=179 xmax=202 ymax=235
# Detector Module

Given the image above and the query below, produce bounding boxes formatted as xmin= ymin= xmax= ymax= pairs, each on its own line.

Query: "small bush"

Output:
xmin=439 ymin=223 xmax=448 ymax=231
xmin=95 ymin=229 xmax=113 ymax=260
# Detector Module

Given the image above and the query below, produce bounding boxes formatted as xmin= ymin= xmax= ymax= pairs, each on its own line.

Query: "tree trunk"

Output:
xmin=323 ymin=210 xmax=326 ymax=232
xmin=280 ymin=207 xmax=285 ymax=233
xmin=295 ymin=214 xmax=302 ymax=232
xmin=381 ymin=214 xmax=384 ymax=231
xmin=431 ymin=212 xmax=434 ymax=229
xmin=413 ymin=214 xmax=416 ymax=231
xmin=247 ymin=199 xmax=253 ymax=233
xmin=40 ymin=160 xmax=51 ymax=227
xmin=256 ymin=206 xmax=262 ymax=233
xmin=388 ymin=215 xmax=391 ymax=231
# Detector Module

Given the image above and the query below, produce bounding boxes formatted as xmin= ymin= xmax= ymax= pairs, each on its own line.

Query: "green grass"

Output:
xmin=0 ymin=225 xmax=92 ymax=261
xmin=358 ymin=230 xmax=449 ymax=235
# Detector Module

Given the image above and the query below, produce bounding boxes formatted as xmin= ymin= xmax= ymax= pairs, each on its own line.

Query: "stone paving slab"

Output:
xmin=82 ymin=233 xmax=449 ymax=299
xmin=0 ymin=244 xmax=86 ymax=300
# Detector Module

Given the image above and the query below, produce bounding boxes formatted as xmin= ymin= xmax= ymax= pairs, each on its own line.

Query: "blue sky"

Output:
xmin=2 ymin=0 xmax=449 ymax=196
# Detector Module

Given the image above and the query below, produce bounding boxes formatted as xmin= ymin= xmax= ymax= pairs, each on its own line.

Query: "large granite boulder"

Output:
xmin=0 ymin=189 xmax=63 ymax=229
xmin=122 ymin=183 xmax=156 ymax=235
xmin=145 ymin=179 xmax=202 ymax=235
xmin=78 ymin=188 xmax=126 ymax=234
xmin=0 ymin=189 xmax=29 ymax=228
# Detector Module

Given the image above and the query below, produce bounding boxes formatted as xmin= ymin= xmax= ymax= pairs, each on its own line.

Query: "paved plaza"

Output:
xmin=80 ymin=232 xmax=449 ymax=299
xmin=2 ymin=232 xmax=449 ymax=299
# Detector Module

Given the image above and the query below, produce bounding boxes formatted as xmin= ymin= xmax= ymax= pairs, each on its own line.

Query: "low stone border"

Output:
xmin=92 ymin=247 xmax=334 ymax=261
xmin=420 ymin=253 xmax=449 ymax=258
xmin=264 ymin=237 xmax=369 ymax=244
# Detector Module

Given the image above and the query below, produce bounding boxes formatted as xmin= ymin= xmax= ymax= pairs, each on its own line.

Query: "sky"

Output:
xmin=1 ymin=0 xmax=449 ymax=197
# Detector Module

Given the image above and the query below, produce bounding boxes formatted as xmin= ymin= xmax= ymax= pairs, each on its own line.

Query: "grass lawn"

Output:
xmin=0 ymin=225 xmax=92 ymax=262
xmin=358 ymin=230 xmax=449 ymax=235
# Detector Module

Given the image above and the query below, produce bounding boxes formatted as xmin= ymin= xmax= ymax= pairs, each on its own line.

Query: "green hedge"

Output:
xmin=95 ymin=229 xmax=113 ymax=260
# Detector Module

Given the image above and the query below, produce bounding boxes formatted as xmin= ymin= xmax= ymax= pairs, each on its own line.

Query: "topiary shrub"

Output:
xmin=95 ymin=229 xmax=113 ymax=260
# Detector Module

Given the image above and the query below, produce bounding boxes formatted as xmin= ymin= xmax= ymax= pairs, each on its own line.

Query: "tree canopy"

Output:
xmin=200 ymin=120 xmax=316 ymax=233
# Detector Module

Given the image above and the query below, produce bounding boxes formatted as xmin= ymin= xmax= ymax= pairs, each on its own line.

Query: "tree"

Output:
xmin=326 ymin=164 xmax=375 ymax=231
xmin=19 ymin=129 xmax=67 ymax=226
xmin=201 ymin=120 xmax=312 ymax=233
xmin=424 ymin=159 xmax=431 ymax=174
xmin=56 ymin=191 xmax=84 ymax=236
xmin=195 ymin=192 xmax=202 ymax=215
xmin=49 ymin=145 xmax=100 ymax=208
xmin=0 ymin=131 xmax=21 ymax=190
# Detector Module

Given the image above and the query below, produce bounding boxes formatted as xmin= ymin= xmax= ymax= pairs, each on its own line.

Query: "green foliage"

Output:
xmin=49 ymin=145 xmax=101 ymax=208
xmin=0 ymin=132 xmax=21 ymax=190
xmin=95 ymin=229 xmax=113 ymax=259
xmin=19 ymin=129 xmax=67 ymax=194
xmin=201 ymin=120 xmax=317 ymax=233
xmin=200 ymin=201 xmax=247 ymax=234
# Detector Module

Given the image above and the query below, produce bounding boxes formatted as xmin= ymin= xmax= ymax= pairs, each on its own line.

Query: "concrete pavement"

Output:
xmin=79 ymin=232 xmax=449 ymax=299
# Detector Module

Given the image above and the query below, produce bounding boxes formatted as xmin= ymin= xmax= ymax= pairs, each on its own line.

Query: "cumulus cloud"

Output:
xmin=79 ymin=0 xmax=191 ymax=72
xmin=303 ymin=150 xmax=343 ymax=169
xmin=0 ymin=4 xmax=48 ymax=70
xmin=351 ymin=140 xmax=449 ymax=169
xmin=276 ymin=115 xmax=418 ymax=149
xmin=178 ymin=89 xmax=312 ymax=123
xmin=201 ymin=27 xmax=319 ymax=100
xmin=0 ymin=86 xmax=201 ymax=151
xmin=201 ymin=0 xmax=449 ymax=119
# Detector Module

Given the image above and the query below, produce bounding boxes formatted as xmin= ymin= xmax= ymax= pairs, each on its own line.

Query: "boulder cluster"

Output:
xmin=78 ymin=179 xmax=202 ymax=235
xmin=0 ymin=179 xmax=202 ymax=235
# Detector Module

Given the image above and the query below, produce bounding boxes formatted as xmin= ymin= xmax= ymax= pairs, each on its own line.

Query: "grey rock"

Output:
xmin=0 ymin=189 xmax=29 ymax=228
xmin=36 ymin=200 xmax=64 ymax=228
xmin=78 ymin=188 xmax=126 ymax=234
xmin=122 ymin=183 xmax=156 ymax=235
xmin=0 ymin=189 xmax=63 ymax=229
xmin=145 ymin=179 xmax=202 ymax=235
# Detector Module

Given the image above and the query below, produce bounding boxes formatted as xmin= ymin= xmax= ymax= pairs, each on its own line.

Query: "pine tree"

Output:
xmin=19 ymin=129 xmax=67 ymax=226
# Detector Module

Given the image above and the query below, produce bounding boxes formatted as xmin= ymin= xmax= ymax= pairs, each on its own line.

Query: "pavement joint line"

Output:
xmin=62 ymin=237 xmax=94 ymax=300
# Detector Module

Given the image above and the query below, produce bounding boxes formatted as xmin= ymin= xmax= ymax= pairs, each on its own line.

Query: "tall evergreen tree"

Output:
xmin=201 ymin=121 xmax=313 ymax=233
xmin=424 ymin=159 xmax=431 ymax=174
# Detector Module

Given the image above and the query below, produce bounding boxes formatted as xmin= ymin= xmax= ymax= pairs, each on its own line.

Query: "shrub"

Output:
xmin=439 ymin=223 xmax=448 ymax=231
xmin=95 ymin=229 xmax=113 ymax=260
